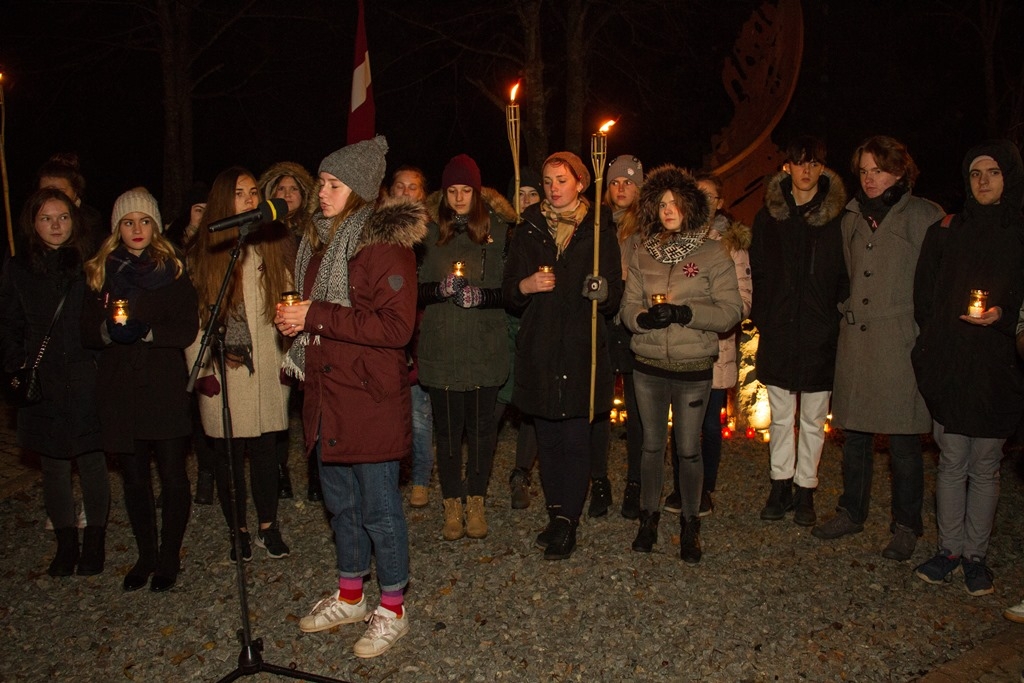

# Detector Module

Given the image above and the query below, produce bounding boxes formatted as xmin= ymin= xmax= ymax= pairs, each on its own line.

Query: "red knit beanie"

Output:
xmin=441 ymin=154 xmax=481 ymax=192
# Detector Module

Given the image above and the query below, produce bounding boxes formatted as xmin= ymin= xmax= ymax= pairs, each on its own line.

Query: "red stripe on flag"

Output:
xmin=347 ymin=0 xmax=375 ymax=144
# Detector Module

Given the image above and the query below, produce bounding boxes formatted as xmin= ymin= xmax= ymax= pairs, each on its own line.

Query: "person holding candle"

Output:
xmin=503 ymin=151 xmax=624 ymax=560
xmin=814 ymin=135 xmax=945 ymax=562
xmin=275 ymin=136 xmax=427 ymax=657
xmin=0 ymin=188 xmax=109 ymax=577
xmin=747 ymin=137 xmax=847 ymax=527
xmin=604 ymin=155 xmax=645 ymax=519
xmin=416 ymin=154 xmax=514 ymax=540
xmin=620 ymin=165 xmax=742 ymax=562
xmin=186 ymin=166 xmax=296 ymax=562
xmin=81 ymin=188 xmax=199 ymax=592
xmin=258 ymin=161 xmax=319 ymax=502
xmin=911 ymin=140 xmax=1024 ymax=595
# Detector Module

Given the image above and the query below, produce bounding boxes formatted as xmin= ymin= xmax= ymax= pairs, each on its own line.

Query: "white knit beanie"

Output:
xmin=111 ymin=187 xmax=162 ymax=232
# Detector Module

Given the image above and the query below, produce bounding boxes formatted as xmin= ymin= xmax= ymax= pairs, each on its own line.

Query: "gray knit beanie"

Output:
xmin=111 ymin=187 xmax=162 ymax=232
xmin=607 ymin=155 xmax=644 ymax=187
xmin=319 ymin=135 xmax=389 ymax=201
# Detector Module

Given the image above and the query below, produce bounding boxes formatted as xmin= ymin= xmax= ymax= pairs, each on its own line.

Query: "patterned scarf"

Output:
xmin=643 ymin=228 xmax=709 ymax=264
xmin=283 ymin=204 xmax=374 ymax=380
xmin=540 ymin=197 xmax=590 ymax=259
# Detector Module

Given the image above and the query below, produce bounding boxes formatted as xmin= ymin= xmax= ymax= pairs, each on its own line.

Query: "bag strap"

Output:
xmin=28 ymin=291 xmax=69 ymax=370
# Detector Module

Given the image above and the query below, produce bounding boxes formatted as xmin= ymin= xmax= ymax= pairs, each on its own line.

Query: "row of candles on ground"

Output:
xmin=607 ymin=403 xmax=834 ymax=443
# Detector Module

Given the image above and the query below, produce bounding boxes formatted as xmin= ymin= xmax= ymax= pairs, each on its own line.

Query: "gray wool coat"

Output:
xmin=831 ymin=191 xmax=945 ymax=434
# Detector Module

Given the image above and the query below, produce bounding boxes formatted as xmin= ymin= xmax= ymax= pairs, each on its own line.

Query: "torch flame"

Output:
xmin=599 ymin=120 xmax=616 ymax=134
xmin=510 ymin=82 xmax=520 ymax=102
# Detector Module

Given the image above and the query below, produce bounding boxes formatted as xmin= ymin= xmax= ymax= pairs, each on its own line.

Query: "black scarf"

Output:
xmin=106 ymin=245 xmax=176 ymax=309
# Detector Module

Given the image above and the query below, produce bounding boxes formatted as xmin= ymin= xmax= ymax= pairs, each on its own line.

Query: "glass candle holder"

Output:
xmin=111 ymin=299 xmax=129 ymax=325
xmin=280 ymin=291 xmax=301 ymax=306
xmin=968 ymin=289 xmax=989 ymax=318
xmin=452 ymin=261 xmax=465 ymax=277
xmin=538 ymin=265 xmax=553 ymax=273
xmin=651 ymin=293 xmax=667 ymax=305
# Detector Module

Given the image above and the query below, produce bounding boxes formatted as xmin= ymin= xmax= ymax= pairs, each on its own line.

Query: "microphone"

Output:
xmin=208 ymin=198 xmax=289 ymax=232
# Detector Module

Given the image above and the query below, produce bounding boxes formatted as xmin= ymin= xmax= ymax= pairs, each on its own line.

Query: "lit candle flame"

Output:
xmin=510 ymin=82 xmax=520 ymax=102
xmin=598 ymin=120 xmax=616 ymax=134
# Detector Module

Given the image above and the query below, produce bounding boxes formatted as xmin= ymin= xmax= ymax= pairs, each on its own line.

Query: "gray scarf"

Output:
xmin=283 ymin=205 xmax=374 ymax=379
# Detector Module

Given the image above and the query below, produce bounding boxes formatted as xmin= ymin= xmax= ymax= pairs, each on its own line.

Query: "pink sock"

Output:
xmin=380 ymin=589 xmax=404 ymax=617
xmin=338 ymin=577 xmax=363 ymax=604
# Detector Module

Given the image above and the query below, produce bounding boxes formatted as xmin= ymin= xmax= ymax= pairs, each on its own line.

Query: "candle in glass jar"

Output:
xmin=280 ymin=291 xmax=301 ymax=306
xmin=651 ymin=293 xmax=667 ymax=305
xmin=968 ymin=289 xmax=988 ymax=318
xmin=538 ymin=265 xmax=553 ymax=273
xmin=111 ymin=299 xmax=129 ymax=325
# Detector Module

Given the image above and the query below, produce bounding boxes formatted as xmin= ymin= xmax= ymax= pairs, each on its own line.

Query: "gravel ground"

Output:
xmin=1 ymin=412 xmax=1022 ymax=682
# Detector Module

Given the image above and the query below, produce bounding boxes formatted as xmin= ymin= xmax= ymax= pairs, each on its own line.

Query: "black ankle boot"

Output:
xmin=278 ymin=464 xmax=294 ymax=499
xmin=543 ymin=516 xmax=578 ymax=560
xmin=680 ymin=515 xmax=702 ymax=564
xmin=535 ymin=506 xmax=559 ymax=550
xmin=759 ymin=478 xmax=793 ymax=520
xmin=793 ymin=485 xmax=817 ymax=527
xmin=48 ymin=527 xmax=79 ymax=577
xmin=587 ymin=477 xmax=612 ymax=518
xmin=631 ymin=510 xmax=660 ymax=553
xmin=76 ymin=525 xmax=106 ymax=576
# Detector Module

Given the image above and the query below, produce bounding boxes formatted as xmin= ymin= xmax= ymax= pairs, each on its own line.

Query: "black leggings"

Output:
xmin=213 ymin=432 xmax=280 ymax=531
xmin=119 ymin=437 xmax=191 ymax=572
xmin=41 ymin=451 xmax=109 ymax=530
xmin=429 ymin=386 xmax=499 ymax=499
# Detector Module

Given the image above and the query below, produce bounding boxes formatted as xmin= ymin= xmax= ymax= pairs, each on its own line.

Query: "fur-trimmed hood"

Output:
xmin=356 ymin=195 xmax=429 ymax=253
xmin=709 ymin=213 xmax=752 ymax=253
xmin=637 ymin=165 xmax=710 ymax=236
xmin=258 ymin=161 xmax=318 ymax=220
xmin=424 ymin=186 xmax=517 ymax=225
xmin=763 ymin=167 xmax=847 ymax=227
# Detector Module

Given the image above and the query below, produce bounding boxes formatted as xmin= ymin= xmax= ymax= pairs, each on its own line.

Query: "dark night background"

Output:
xmin=1 ymin=0 xmax=1021 ymax=225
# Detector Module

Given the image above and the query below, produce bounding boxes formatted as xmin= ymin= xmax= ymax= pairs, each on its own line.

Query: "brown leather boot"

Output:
xmin=465 ymin=496 xmax=488 ymax=539
xmin=442 ymin=498 xmax=465 ymax=541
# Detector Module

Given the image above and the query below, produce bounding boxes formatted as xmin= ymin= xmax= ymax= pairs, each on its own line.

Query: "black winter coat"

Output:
xmin=0 ymin=248 xmax=101 ymax=459
xmin=81 ymin=257 xmax=199 ymax=454
xmin=749 ymin=170 xmax=848 ymax=392
xmin=502 ymin=202 xmax=623 ymax=419
xmin=912 ymin=140 xmax=1024 ymax=438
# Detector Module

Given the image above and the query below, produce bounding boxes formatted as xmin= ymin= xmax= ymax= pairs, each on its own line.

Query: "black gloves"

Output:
xmin=107 ymin=318 xmax=150 ymax=344
xmin=636 ymin=303 xmax=692 ymax=330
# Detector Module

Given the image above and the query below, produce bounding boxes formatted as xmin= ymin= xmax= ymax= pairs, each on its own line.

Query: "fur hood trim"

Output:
xmin=258 ymin=162 xmax=318 ymax=219
xmin=356 ymin=196 xmax=429 ymax=253
xmin=425 ymin=186 xmax=517 ymax=224
xmin=710 ymin=214 xmax=752 ymax=252
xmin=763 ymin=167 xmax=847 ymax=227
xmin=637 ymin=165 xmax=710 ymax=236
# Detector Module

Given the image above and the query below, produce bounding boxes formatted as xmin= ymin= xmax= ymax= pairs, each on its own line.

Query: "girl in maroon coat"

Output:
xmin=275 ymin=136 xmax=427 ymax=658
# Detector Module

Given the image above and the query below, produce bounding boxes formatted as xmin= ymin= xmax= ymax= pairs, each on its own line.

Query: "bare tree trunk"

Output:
xmin=156 ymin=0 xmax=193 ymax=218
xmin=517 ymin=0 xmax=548 ymax=169
xmin=977 ymin=0 xmax=1002 ymax=138
xmin=564 ymin=0 xmax=587 ymax=155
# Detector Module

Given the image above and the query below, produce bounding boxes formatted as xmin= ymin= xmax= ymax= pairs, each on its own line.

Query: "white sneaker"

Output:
xmin=353 ymin=606 xmax=409 ymax=658
xmin=1004 ymin=598 xmax=1024 ymax=624
xmin=299 ymin=592 xmax=367 ymax=633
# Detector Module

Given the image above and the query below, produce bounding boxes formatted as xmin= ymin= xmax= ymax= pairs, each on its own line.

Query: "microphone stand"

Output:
xmin=186 ymin=224 xmax=348 ymax=683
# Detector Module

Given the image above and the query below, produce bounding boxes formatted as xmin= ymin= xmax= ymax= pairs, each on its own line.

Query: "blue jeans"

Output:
xmin=318 ymin=444 xmax=409 ymax=592
xmin=410 ymin=384 xmax=434 ymax=487
xmin=838 ymin=430 xmax=923 ymax=534
xmin=634 ymin=370 xmax=711 ymax=516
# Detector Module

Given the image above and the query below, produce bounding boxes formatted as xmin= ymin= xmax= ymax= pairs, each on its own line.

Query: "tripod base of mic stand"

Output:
xmin=216 ymin=633 xmax=352 ymax=683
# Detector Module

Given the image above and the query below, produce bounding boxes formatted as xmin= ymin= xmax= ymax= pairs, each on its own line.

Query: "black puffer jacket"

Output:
xmin=912 ymin=139 xmax=1024 ymax=437
xmin=502 ymin=202 xmax=623 ymax=419
xmin=0 ymin=248 xmax=101 ymax=458
xmin=749 ymin=169 xmax=848 ymax=392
